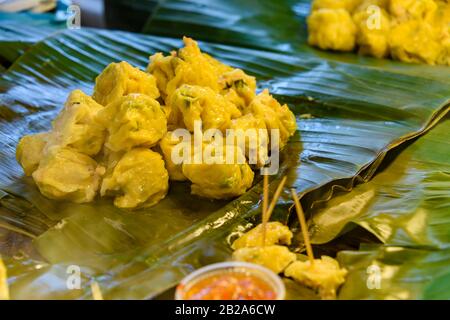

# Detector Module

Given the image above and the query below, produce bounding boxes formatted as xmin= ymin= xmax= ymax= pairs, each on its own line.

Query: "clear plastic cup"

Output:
xmin=175 ymin=261 xmax=286 ymax=300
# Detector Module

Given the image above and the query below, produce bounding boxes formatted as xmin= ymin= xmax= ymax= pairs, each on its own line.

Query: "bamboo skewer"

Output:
xmin=0 ymin=256 xmax=9 ymax=300
xmin=265 ymin=176 xmax=287 ymax=222
xmin=91 ymin=281 xmax=104 ymax=300
xmin=291 ymin=188 xmax=315 ymax=265
xmin=261 ymin=173 xmax=269 ymax=246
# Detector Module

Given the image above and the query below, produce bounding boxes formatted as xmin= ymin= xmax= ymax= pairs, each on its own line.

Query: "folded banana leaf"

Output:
xmin=310 ymin=117 xmax=450 ymax=251
xmin=311 ymin=116 xmax=450 ymax=299
xmin=338 ymin=245 xmax=450 ymax=299
xmin=0 ymin=0 xmax=449 ymax=299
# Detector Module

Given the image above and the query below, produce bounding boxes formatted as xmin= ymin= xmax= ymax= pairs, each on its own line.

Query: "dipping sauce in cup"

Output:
xmin=175 ymin=262 xmax=285 ymax=300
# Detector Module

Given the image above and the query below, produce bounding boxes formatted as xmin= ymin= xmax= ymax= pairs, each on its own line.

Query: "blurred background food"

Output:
xmin=307 ymin=0 xmax=450 ymax=65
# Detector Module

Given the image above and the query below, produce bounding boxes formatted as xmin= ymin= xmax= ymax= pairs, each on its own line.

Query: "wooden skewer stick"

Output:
xmin=264 ymin=176 xmax=287 ymax=222
xmin=291 ymin=188 xmax=314 ymax=264
xmin=91 ymin=281 xmax=104 ymax=300
xmin=0 ymin=256 xmax=9 ymax=300
xmin=261 ymin=173 xmax=269 ymax=246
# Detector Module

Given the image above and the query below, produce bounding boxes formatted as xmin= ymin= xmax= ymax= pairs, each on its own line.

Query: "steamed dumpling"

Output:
xmin=232 ymin=222 xmax=293 ymax=250
xmin=389 ymin=0 xmax=437 ymax=22
xmin=246 ymin=89 xmax=296 ymax=149
xmin=97 ymin=94 xmax=167 ymax=152
xmin=389 ymin=19 xmax=442 ymax=65
xmin=353 ymin=6 xmax=391 ymax=58
xmin=219 ymin=69 xmax=256 ymax=111
xmin=148 ymin=37 xmax=232 ymax=103
xmin=228 ymin=113 xmax=269 ymax=168
xmin=170 ymin=84 xmax=241 ymax=132
xmin=50 ymin=90 xmax=105 ymax=156
xmin=284 ymin=256 xmax=348 ymax=300
xmin=233 ymin=245 xmax=297 ymax=274
xmin=311 ymin=0 xmax=362 ymax=12
xmin=158 ymin=131 xmax=190 ymax=181
xmin=307 ymin=8 xmax=357 ymax=51
xmin=93 ymin=61 xmax=159 ymax=106
xmin=32 ymin=147 xmax=103 ymax=203
xmin=182 ymin=145 xmax=254 ymax=200
xmin=16 ymin=132 xmax=49 ymax=176
xmin=100 ymin=148 xmax=169 ymax=208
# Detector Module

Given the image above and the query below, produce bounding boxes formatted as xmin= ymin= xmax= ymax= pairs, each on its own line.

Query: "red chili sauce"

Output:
xmin=179 ymin=271 xmax=277 ymax=300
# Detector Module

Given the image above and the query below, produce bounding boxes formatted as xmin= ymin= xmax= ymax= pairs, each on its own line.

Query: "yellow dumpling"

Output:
xmin=16 ymin=132 xmax=49 ymax=176
xmin=0 ymin=255 xmax=8 ymax=300
xmin=182 ymin=146 xmax=254 ymax=200
xmin=389 ymin=19 xmax=442 ymax=65
xmin=158 ymin=131 xmax=190 ymax=181
xmin=353 ymin=7 xmax=391 ymax=58
xmin=97 ymin=94 xmax=167 ymax=152
xmin=308 ymin=9 xmax=357 ymax=51
xmin=93 ymin=61 xmax=159 ymax=106
xmin=202 ymin=52 xmax=234 ymax=75
xmin=246 ymin=89 xmax=296 ymax=149
xmin=437 ymin=37 xmax=450 ymax=66
xmin=147 ymin=51 xmax=183 ymax=101
xmin=232 ymin=245 xmax=297 ymax=274
xmin=284 ymin=256 xmax=348 ymax=300
xmin=219 ymin=69 xmax=256 ymax=112
xmin=170 ymin=84 xmax=241 ymax=132
xmin=311 ymin=0 xmax=362 ymax=12
xmin=174 ymin=37 xmax=224 ymax=93
xmin=50 ymin=90 xmax=105 ymax=156
xmin=353 ymin=0 xmax=389 ymax=12
xmin=100 ymin=148 xmax=169 ymax=209
xmin=228 ymin=114 xmax=269 ymax=168
xmin=32 ymin=147 xmax=103 ymax=203
xmin=389 ymin=0 xmax=437 ymax=22
xmin=231 ymin=222 xmax=293 ymax=250
xmin=148 ymin=37 xmax=230 ymax=103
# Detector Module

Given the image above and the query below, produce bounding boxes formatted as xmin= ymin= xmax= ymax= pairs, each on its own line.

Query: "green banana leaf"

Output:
xmin=310 ymin=117 xmax=450 ymax=251
xmin=338 ymin=246 xmax=450 ymax=300
xmin=315 ymin=115 xmax=450 ymax=299
xmin=0 ymin=0 xmax=449 ymax=299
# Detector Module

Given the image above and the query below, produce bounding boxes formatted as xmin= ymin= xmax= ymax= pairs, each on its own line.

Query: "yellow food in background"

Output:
xmin=16 ymin=37 xmax=297 ymax=209
xmin=312 ymin=0 xmax=362 ymax=12
xmin=308 ymin=0 xmax=450 ymax=65
xmin=353 ymin=6 xmax=391 ymax=58
xmin=308 ymin=8 xmax=358 ymax=51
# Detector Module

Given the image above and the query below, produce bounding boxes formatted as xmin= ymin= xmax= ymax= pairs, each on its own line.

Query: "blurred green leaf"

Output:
xmin=0 ymin=13 xmax=65 ymax=67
